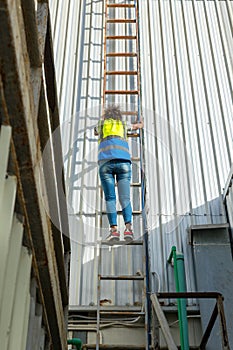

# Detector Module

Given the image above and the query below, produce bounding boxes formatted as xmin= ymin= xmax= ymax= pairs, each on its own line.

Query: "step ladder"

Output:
xmin=95 ymin=1 xmax=148 ymax=349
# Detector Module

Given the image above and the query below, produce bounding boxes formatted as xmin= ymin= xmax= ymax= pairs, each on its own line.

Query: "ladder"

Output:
xmin=95 ymin=1 xmax=148 ymax=349
xmin=103 ymin=0 xmax=141 ymax=119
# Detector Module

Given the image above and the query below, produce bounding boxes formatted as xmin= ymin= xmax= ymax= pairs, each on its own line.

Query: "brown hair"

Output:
xmin=103 ymin=105 xmax=122 ymax=121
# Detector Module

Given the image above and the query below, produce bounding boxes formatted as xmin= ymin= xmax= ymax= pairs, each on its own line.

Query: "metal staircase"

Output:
xmin=94 ymin=1 xmax=148 ymax=349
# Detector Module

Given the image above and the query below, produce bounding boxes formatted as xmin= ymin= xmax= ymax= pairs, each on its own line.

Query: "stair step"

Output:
xmin=100 ymin=275 xmax=144 ymax=280
xmin=106 ymin=71 xmax=138 ymax=75
xmin=104 ymin=90 xmax=138 ymax=95
xmin=106 ymin=35 xmax=137 ymax=40
xmin=107 ymin=19 xmax=136 ymax=24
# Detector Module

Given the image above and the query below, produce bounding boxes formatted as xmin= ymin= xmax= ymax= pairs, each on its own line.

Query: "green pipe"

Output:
xmin=67 ymin=338 xmax=82 ymax=350
xmin=168 ymin=246 xmax=189 ymax=350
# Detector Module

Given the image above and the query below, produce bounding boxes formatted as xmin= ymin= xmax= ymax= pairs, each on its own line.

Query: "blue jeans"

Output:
xmin=99 ymin=160 xmax=132 ymax=227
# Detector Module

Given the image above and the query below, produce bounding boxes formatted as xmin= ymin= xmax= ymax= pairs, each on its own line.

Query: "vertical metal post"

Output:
xmin=150 ymin=293 xmax=178 ymax=350
xmin=135 ymin=0 xmax=150 ymax=348
xmin=96 ymin=241 xmax=102 ymax=350
xmin=168 ymin=246 xmax=189 ymax=350
xmin=216 ymin=295 xmax=230 ymax=350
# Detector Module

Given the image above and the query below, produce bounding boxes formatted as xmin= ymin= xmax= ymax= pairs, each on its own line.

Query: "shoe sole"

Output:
xmin=106 ymin=237 xmax=120 ymax=242
xmin=124 ymin=235 xmax=134 ymax=242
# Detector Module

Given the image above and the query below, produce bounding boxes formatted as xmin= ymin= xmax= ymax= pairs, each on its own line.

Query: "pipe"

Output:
xmin=168 ymin=246 xmax=189 ymax=350
xmin=67 ymin=338 xmax=82 ymax=350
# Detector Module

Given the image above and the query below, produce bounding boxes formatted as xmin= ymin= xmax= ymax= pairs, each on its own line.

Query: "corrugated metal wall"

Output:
xmin=0 ymin=126 xmax=32 ymax=350
xmin=140 ymin=0 xmax=233 ymax=299
xmin=49 ymin=0 xmax=233 ymax=306
xmin=224 ymin=166 xmax=233 ymax=251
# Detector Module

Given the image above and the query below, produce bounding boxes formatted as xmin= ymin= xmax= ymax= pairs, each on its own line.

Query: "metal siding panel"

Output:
xmin=21 ymin=292 xmax=31 ymax=350
xmin=50 ymin=0 xmax=233 ymax=307
xmin=26 ymin=296 xmax=36 ymax=350
xmin=226 ymin=177 xmax=233 ymax=245
xmin=0 ymin=126 xmax=11 ymax=204
xmin=141 ymin=0 xmax=233 ymax=295
xmin=0 ymin=176 xmax=17 ymax=305
xmin=31 ymin=305 xmax=43 ymax=350
xmin=0 ymin=215 xmax=24 ymax=349
xmin=8 ymin=247 xmax=32 ymax=350
xmin=26 ymin=279 xmax=46 ymax=350
xmin=192 ymin=227 xmax=233 ymax=348
xmin=39 ymin=328 xmax=46 ymax=350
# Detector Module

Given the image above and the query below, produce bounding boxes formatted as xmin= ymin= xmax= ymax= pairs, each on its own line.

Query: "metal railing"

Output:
xmin=151 ymin=292 xmax=230 ymax=350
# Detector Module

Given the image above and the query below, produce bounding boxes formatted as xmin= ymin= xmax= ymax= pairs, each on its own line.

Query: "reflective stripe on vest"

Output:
xmin=98 ymin=136 xmax=131 ymax=162
xmin=98 ymin=144 xmax=130 ymax=155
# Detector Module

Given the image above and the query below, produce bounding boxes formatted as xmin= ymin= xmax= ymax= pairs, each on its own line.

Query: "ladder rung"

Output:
xmin=101 ymin=240 xmax=143 ymax=246
xmin=107 ymin=19 xmax=136 ymax=24
xmin=101 ymin=210 xmax=142 ymax=215
xmin=114 ymin=182 xmax=141 ymax=187
xmin=82 ymin=345 xmax=145 ymax=350
xmin=81 ymin=240 xmax=143 ymax=247
xmin=107 ymin=4 xmax=135 ymax=8
xmin=104 ymin=90 xmax=138 ymax=95
xmin=106 ymin=52 xmax=137 ymax=57
xmin=127 ymin=132 xmax=140 ymax=138
xmin=106 ymin=35 xmax=137 ymax=40
xmin=74 ymin=210 xmax=142 ymax=216
xmin=100 ymin=275 xmax=144 ymax=280
xmin=121 ymin=111 xmax=138 ymax=115
xmin=69 ymin=305 xmax=142 ymax=312
xmin=106 ymin=71 xmax=138 ymax=75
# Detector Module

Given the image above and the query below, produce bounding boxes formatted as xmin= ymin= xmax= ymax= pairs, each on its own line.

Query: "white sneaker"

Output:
xmin=124 ymin=228 xmax=134 ymax=242
xmin=106 ymin=229 xmax=120 ymax=242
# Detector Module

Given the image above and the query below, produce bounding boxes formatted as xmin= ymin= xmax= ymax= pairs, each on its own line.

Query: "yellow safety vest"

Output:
xmin=98 ymin=119 xmax=127 ymax=142
xmin=97 ymin=119 xmax=130 ymax=162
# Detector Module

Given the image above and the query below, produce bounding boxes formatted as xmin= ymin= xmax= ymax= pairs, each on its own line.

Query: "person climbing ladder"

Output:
xmin=95 ymin=105 xmax=143 ymax=242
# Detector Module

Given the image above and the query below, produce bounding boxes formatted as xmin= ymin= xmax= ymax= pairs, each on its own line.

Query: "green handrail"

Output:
xmin=67 ymin=338 xmax=82 ymax=350
xmin=168 ymin=246 xmax=189 ymax=350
